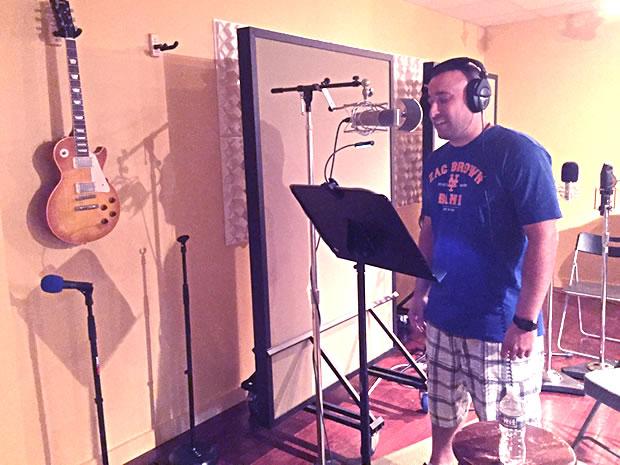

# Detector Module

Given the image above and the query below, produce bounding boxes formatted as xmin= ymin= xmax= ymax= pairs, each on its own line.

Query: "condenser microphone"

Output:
xmin=348 ymin=98 xmax=423 ymax=133
xmin=600 ymin=163 xmax=617 ymax=192
xmin=350 ymin=108 xmax=399 ymax=127
xmin=561 ymin=161 xmax=579 ymax=200
xmin=599 ymin=163 xmax=616 ymax=215
xmin=41 ymin=274 xmax=93 ymax=293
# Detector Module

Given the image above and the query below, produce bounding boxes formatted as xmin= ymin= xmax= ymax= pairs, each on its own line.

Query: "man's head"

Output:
xmin=427 ymin=57 xmax=491 ymax=146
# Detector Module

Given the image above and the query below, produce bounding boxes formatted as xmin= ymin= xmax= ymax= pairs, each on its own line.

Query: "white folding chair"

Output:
xmin=557 ymin=232 xmax=620 ymax=359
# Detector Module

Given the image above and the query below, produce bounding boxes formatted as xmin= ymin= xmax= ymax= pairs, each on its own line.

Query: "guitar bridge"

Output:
xmin=75 ymin=193 xmax=97 ymax=201
xmin=74 ymin=204 xmax=99 ymax=211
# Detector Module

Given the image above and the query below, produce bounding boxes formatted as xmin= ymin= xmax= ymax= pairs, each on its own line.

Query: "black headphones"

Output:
xmin=430 ymin=57 xmax=492 ymax=113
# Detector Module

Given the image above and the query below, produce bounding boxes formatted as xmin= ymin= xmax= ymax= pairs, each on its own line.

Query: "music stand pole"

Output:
xmin=169 ymin=235 xmax=218 ymax=465
xmin=355 ymin=262 xmax=372 ymax=464
xmin=83 ymin=285 xmax=110 ymax=465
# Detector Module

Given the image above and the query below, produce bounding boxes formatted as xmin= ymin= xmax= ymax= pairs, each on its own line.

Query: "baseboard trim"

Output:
xmin=77 ymin=387 xmax=247 ymax=465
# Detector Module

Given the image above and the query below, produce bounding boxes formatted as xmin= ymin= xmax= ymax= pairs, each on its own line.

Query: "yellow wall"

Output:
xmin=484 ymin=13 xmax=620 ymax=285
xmin=1 ymin=1 xmax=484 ymax=464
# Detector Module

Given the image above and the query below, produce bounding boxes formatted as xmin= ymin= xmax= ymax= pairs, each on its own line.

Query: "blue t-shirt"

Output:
xmin=421 ymin=125 xmax=562 ymax=342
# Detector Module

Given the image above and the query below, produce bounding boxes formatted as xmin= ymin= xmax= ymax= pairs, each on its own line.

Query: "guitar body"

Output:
xmin=46 ymin=135 xmax=120 ymax=244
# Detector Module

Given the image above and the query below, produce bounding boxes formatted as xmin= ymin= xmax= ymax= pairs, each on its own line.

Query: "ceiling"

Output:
xmin=405 ymin=0 xmax=604 ymax=27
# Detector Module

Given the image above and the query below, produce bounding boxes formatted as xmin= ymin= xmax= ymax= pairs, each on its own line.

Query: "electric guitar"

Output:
xmin=46 ymin=0 xmax=120 ymax=245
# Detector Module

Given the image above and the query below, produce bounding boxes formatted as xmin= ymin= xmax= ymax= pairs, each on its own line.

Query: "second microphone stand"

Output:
xmin=169 ymin=235 xmax=218 ymax=465
xmin=84 ymin=284 xmax=110 ymax=465
xmin=561 ymin=164 xmax=618 ymax=380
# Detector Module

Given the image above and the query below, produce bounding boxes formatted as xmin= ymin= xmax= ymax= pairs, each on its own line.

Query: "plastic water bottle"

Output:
xmin=498 ymin=387 xmax=526 ymax=465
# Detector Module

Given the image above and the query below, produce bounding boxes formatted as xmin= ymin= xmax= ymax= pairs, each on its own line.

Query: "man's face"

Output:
xmin=427 ymin=70 xmax=477 ymax=146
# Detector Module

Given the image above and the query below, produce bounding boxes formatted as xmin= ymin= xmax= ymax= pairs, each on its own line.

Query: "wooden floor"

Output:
xmin=127 ymin=291 xmax=620 ymax=465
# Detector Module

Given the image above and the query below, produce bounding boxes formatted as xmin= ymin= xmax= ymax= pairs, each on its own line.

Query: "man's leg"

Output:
xmin=430 ymin=422 xmax=463 ymax=465
xmin=425 ymin=324 xmax=469 ymax=465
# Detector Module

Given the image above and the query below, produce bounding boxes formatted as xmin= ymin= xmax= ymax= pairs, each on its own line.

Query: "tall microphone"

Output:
xmin=599 ymin=163 xmax=616 ymax=215
xmin=41 ymin=274 xmax=93 ymax=293
xmin=600 ymin=163 xmax=617 ymax=191
xmin=561 ymin=161 xmax=579 ymax=200
xmin=348 ymin=98 xmax=423 ymax=133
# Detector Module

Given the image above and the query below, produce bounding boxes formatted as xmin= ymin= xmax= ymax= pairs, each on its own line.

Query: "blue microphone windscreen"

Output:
xmin=41 ymin=274 xmax=64 ymax=293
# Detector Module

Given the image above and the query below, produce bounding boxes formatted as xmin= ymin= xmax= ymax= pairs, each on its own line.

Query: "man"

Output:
xmin=410 ymin=57 xmax=561 ymax=465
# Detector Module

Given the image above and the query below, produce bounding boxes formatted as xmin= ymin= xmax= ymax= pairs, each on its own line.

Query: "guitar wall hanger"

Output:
xmin=149 ymin=33 xmax=179 ymax=57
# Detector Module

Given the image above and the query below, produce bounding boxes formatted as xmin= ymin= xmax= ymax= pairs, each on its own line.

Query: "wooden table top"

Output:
xmin=452 ymin=421 xmax=576 ymax=465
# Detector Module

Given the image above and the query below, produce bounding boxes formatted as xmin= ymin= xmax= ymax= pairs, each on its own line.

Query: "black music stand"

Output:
xmin=290 ymin=183 xmax=441 ymax=465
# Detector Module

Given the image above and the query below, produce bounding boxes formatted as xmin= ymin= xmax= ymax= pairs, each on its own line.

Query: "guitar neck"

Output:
xmin=64 ymin=38 xmax=90 ymax=156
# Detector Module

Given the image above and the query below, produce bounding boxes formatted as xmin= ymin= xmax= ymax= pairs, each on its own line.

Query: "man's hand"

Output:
xmin=501 ymin=324 xmax=536 ymax=359
xmin=409 ymin=293 xmax=428 ymax=334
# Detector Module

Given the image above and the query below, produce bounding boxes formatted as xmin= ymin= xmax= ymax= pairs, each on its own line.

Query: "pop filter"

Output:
xmin=397 ymin=98 xmax=423 ymax=132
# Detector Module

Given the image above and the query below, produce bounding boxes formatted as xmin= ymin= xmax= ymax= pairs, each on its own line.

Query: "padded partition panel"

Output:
xmin=239 ymin=27 xmax=394 ymax=425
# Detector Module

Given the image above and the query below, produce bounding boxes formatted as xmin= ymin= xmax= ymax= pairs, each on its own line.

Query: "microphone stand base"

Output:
xmin=561 ymin=360 xmax=619 ymax=380
xmin=169 ymin=442 xmax=218 ymax=465
xmin=542 ymin=369 xmax=584 ymax=396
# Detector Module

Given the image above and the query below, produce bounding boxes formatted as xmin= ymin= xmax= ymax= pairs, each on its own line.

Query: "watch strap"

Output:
xmin=513 ymin=315 xmax=537 ymax=332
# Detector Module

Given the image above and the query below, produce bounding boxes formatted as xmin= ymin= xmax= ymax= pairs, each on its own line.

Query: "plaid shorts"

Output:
xmin=425 ymin=323 xmax=544 ymax=428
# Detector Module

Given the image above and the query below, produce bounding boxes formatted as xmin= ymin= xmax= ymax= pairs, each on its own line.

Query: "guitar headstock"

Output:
xmin=50 ymin=0 xmax=82 ymax=39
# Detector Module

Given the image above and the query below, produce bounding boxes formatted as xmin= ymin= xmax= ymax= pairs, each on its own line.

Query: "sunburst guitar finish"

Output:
xmin=46 ymin=136 xmax=120 ymax=244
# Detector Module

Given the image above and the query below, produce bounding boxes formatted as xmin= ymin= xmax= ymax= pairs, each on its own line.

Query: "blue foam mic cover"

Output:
xmin=41 ymin=274 xmax=65 ymax=293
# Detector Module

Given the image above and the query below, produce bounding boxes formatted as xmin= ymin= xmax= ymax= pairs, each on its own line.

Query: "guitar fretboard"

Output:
xmin=65 ymin=38 xmax=89 ymax=157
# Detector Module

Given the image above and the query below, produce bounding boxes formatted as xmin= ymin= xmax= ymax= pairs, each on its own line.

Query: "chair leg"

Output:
xmin=558 ymin=294 xmax=598 ymax=359
xmin=572 ymin=400 xmax=602 ymax=448
xmin=577 ymin=294 xmax=620 ymax=344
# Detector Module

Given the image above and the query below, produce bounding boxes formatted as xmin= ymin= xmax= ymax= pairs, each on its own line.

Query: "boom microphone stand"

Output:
xmin=169 ymin=235 xmax=218 ymax=465
xmin=271 ymin=77 xmax=362 ymax=465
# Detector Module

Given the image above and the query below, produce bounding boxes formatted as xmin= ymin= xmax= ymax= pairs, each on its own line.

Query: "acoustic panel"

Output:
xmin=213 ymin=19 xmax=248 ymax=246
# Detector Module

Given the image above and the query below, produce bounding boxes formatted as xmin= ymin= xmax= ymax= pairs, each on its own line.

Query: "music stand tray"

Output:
xmin=290 ymin=183 xmax=440 ymax=464
xmin=290 ymin=184 xmax=439 ymax=279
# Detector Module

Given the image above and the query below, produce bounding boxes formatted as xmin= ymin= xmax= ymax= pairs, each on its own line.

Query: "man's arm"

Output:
xmin=502 ymin=218 xmax=559 ymax=358
xmin=409 ymin=215 xmax=433 ymax=332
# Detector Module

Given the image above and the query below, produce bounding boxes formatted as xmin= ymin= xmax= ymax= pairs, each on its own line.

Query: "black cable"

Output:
xmin=324 ymin=118 xmax=348 ymax=183
xmin=323 ymin=141 xmax=375 ymax=184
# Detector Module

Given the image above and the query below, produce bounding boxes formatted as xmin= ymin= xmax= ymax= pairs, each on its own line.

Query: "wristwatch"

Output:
xmin=513 ymin=315 xmax=537 ymax=332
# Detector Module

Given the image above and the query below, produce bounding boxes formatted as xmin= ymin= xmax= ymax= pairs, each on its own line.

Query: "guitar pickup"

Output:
xmin=74 ymin=204 xmax=99 ymax=211
xmin=75 ymin=182 xmax=95 ymax=194
xmin=73 ymin=157 xmax=93 ymax=169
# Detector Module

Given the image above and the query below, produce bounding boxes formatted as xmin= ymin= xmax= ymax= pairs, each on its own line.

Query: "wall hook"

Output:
xmin=149 ymin=33 xmax=179 ymax=57
xmin=155 ymin=40 xmax=178 ymax=52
